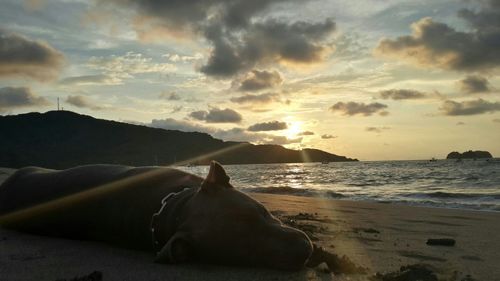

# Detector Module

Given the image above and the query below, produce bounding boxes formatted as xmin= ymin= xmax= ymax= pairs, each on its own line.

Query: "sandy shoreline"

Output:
xmin=1 ymin=170 xmax=499 ymax=280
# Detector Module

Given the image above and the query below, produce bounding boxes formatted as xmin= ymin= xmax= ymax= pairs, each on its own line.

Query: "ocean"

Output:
xmin=177 ymin=159 xmax=500 ymax=212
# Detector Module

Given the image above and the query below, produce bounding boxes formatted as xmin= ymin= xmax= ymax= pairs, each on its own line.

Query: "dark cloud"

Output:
xmin=458 ymin=75 xmax=491 ymax=94
xmin=298 ymin=131 xmax=314 ymax=136
xmin=379 ymin=89 xmax=426 ymax=100
xmin=230 ymin=92 xmax=280 ymax=104
xmin=104 ymin=1 xmax=334 ymax=77
xmin=493 ymin=118 xmax=500 ymax=123
xmin=66 ymin=95 xmax=103 ymax=110
xmin=59 ymin=74 xmax=114 ymax=85
xmin=329 ymin=101 xmax=388 ymax=116
xmin=321 ymin=134 xmax=336 ymax=139
xmin=201 ymin=18 xmax=335 ymax=77
xmin=0 ymin=30 xmax=64 ymax=81
xmin=189 ymin=107 xmax=242 ymax=123
xmin=239 ymin=70 xmax=283 ymax=91
xmin=440 ymin=99 xmax=500 ymax=116
xmin=366 ymin=126 xmax=391 ymax=133
xmin=159 ymin=91 xmax=181 ymax=101
xmin=0 ymin=86 xmax=50 ymax=111
xmin=456 ymin=122 xmax=465 ymax=126
xmin=107 ymin=0 xmax=281 ymax=31
xmin=248 ymin=121 xmax=287 ymax=132
xmin=375 ymin=0 xmax=500 ymax=72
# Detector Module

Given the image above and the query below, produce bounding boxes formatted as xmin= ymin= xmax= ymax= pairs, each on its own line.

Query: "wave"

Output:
xmin=242 ymin=186 xmax=500 ymax=212
xmin=405 ymin=191 xmax=500 ymax=200
xmin=244 ymin=186 xmax=345 ymax=198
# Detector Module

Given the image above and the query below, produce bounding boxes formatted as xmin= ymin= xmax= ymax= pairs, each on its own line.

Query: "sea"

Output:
xmin=177 ymin=159 xmax=500 ymax=212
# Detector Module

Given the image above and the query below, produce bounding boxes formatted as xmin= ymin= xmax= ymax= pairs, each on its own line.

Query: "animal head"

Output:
xmin=156 ymin=161 xmax=313 ymax=270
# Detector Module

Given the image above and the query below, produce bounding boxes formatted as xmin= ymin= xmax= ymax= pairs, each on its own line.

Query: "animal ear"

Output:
xmin=201 ymin=161 xmax=231 ymax=189
xmin=155 ymin=233 xmax=192 ymax=264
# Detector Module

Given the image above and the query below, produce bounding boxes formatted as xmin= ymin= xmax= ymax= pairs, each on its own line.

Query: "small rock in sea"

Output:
xmin=426 ymin=238 xmax=456 ymax=246
xmin=55 ymin=271 xmax=102 ymax=281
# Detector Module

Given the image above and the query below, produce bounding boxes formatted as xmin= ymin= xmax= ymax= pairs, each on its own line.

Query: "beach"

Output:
xmin=1 ymin=169 xmax=499 ymax=280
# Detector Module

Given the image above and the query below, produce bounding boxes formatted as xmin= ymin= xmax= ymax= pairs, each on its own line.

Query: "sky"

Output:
xmin=0 ymin=0 xmax=499 ymax=161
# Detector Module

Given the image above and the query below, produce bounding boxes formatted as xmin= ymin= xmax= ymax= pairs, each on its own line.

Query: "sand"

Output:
xmin=1 ymin=168 xmax=499 ymax=281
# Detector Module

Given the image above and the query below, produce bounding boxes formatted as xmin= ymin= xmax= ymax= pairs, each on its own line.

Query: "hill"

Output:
xmin=0 ymin=111 xmax=357 ymax=169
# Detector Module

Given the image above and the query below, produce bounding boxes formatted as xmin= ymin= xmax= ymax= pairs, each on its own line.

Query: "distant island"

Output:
xmin=446 ymin=150 xmax=493 ymax=159
xmin=0 ymin=111 xmax=357 ymax=169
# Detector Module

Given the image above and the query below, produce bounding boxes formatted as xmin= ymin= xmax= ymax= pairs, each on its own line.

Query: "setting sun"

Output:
xmin=284 ymin=120 xmax=302 ymax=138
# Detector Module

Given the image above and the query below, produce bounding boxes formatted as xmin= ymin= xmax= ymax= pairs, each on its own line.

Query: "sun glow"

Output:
xmin=285 ymin=120 xmax=302 ymax=139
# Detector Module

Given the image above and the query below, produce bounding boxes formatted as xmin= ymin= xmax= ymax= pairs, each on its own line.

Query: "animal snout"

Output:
xmin=272 ymin=227 xmax=313 ymax=270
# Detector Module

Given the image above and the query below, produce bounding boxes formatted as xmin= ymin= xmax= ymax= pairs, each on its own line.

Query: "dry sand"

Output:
xmin=1 ymin=168 xmax=499 ymax=281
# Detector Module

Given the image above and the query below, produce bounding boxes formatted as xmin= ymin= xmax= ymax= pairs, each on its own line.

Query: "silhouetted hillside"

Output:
xmin=0 ymin=111 xmax=357 ymax=169
xmin=446 ymin=150 xmax=493 ymax=159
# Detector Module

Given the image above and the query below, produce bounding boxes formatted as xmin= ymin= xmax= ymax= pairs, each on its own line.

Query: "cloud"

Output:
xmin=456 ymin=122 xmax=465 ymax=126
xmin=230 ymin=92 xmax=281 ymax=105
xmin=65 ymin=95 xmax=103 ymax=110
xmin=0 ymin=30 xmax=64 ymax=81
xmin=87 ymin=52 xmax=176 ymax=84
xmin=159 ymin=91 xmax=181 ymax=101
xmin=163 ymin=53 xmax=203 ymax=63
xmin=151 ymin=118 xmax=212 ymax=133
xmin=379 ymin=89 xmax=427 ymax=100
xmin=493 ymin=118 xmax=500 ymax=123
xmin=261 ymin=135 xmax=302 ymax=145
xmin=201 ymin=18 xmax=335 ymax=77
xmin=321 ymin=134 xmax=336 ymax=139
xmin=248 ymin=121 xmax=288 ymax=132
xmin=189 ymin=107 xmax=242 ymax=123
xmin=0 ymin=86 xmax=50 ymax=111
xmin=59 ymin=74 xmax=118 ymax=86
xmin=149 ymin=118 xmax=301 ymax=144
xmin=102 ymin=1 xmax=335 ymax=77
xmin=375 ymin=0 xmax=500 ymax=72
xmin=440 ymin=99 xmax=500 ymax=116
xmin=458 ymin=75 xmax=491 ymax=94
xmin=366 ymin=126 xmax=391 ymax=133
xmin=298 ymin=131 xmax=314 ymax=136
xmin=238 ymin=70 xmax=283 ymax=91
xmin=329 ymin=101 xmax=388 ymax=116
xmin=170 ymin=106 xmax=183 ymax=113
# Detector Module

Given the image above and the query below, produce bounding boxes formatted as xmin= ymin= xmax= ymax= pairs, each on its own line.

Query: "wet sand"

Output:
xmin=1 ymin=169 xmax=499 ymax=280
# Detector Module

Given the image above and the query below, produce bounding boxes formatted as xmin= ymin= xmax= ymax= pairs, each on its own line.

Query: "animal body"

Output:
xmin=0 ymin=161 xmax=312 ymax=270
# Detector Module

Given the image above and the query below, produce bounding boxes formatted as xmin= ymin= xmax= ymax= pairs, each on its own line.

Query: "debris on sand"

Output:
xmin=55 ymin=271 xmax=102 ymax=281
xmin=371 ymin=264 xmax=438 ymax=281
xmin=426 ymin=238 xmax=456 ymax=246
xmin=306 ymin=244 xmax=367 ymax=275
xmin=274 ymin=212 xmax=331 ymax=241
xmin=353 ymin=227 xmax=380 ymax=234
